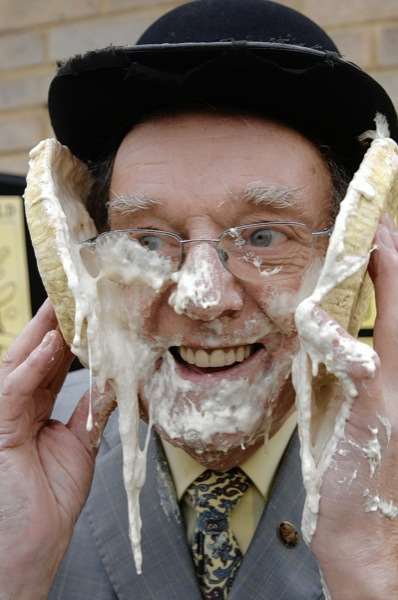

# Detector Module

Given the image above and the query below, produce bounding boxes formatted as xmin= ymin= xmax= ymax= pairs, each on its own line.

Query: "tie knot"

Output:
xmin=185 ymin=468 xmax=249 ymax=517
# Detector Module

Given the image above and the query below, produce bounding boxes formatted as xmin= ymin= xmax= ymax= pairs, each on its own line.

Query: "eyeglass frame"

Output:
xmin=81 ymin=220 xmax=333 ymax=279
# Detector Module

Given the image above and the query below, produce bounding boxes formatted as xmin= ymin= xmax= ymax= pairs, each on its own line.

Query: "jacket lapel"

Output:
xmin=230 ymin=431 xmax=323 ymax=599
xmin=86 ymin=412 xmax=202 ymax=600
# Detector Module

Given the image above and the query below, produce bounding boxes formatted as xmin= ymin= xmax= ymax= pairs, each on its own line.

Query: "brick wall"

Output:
xmin=0 ymin=0 xmax=397 ymax=175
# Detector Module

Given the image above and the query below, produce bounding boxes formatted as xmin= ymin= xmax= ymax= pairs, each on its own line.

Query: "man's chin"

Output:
xmin=141 ymin=342 xmax=295 ymax=469
xmin=155 ymin=424 xmax=265 ymax=470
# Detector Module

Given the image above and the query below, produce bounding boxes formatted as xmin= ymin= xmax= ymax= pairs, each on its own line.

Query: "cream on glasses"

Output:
xmin=81 ymin=221 xmax=332 ymax=283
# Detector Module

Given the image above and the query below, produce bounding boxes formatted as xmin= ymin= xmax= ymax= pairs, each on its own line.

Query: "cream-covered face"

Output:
xmin=109 ymin=112 xmax=332 ymax=469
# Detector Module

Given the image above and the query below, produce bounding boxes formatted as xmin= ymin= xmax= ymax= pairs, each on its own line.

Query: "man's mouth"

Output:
xmin=169 ymin=343 xmax=263 ymax=373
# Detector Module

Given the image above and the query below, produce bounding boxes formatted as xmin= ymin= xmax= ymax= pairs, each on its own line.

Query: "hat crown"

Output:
xmin=137 ymin=0 xmax=338 ymax=53
xmin=49 ymin=0 xmax=397 ymax=171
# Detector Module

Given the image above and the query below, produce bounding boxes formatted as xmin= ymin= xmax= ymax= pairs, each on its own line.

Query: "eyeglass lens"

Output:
xmin=85 ymin=223 xmax=316 ymax=284
xmin=219 ymin=223 xmax=313 ymax=282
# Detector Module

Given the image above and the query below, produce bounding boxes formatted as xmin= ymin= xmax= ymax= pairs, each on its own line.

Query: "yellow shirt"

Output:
xmin=161 ymin=411 xmax=297 ymax=554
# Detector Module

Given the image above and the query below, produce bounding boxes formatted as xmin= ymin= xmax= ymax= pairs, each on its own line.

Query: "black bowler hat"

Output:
xmin=48 ymin=0 xmax=398 ymax=174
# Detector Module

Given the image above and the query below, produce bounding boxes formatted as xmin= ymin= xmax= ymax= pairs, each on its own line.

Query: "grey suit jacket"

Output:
xmin=49 ymin=370 xmax=324 ymax=599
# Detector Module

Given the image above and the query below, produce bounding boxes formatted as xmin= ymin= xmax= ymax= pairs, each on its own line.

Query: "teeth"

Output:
xmin=236 ymin=347 xmax=245 ymax=362
xmin=209 ymin=349 xmax=225 ymax=367
xmin=179 ymin=345 xmax=253 ymax=368
xmin=195 ymin=349 xmax=209 ymax=368
xmin=186 ymin=348 xmax=195 ymax=364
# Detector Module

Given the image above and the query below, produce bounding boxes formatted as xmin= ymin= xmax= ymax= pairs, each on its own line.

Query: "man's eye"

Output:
xmin=137 ymin=234 xmax=162 ymax=251
xmin=248 ymin=228 xmax=286 ymax=247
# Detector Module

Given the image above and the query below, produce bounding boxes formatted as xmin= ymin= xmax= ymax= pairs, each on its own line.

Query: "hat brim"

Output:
xmin=49 ymin=41 xmax=398 ymax=173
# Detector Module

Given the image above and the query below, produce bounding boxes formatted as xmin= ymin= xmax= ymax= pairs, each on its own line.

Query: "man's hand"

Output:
xmin=311 ymin=216 xmax=398 ymax=599
xmin=0 ymin=300 xmax=114 ymax=599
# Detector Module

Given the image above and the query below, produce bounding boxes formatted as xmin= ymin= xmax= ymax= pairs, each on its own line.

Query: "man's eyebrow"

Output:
xmin=108 ymin=184 xmax=303 ymax=215
xmin=108 ymin=191 xmax=161 ymax=215
xmin=235 ymin=182 xmax=304 ymax=210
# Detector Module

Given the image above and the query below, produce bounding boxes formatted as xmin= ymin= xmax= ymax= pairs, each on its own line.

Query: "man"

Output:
xmin=1 ymin=1 xmax=398 ymax=599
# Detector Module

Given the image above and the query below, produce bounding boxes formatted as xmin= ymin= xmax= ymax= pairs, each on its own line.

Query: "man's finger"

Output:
xmin=41 ymin=336 xmax=75 ymax=397
xmin=31 ymin=345 xmax=76 ymax=424
xmin=0 ymin=299 xmax=57 ymax=381
xmin=0 ymin=329 xmax=64 ymax=423
xmin=48 ymin=350 xmax=76 ymax=398
xmin=67 ymin=384 xmax=117 ymax=455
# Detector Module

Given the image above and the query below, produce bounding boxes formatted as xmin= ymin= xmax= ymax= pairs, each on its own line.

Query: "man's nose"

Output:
xmin=168 ymin=242 xmax=244 ymax=321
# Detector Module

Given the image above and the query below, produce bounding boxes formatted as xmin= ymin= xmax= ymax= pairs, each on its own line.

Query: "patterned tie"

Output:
xmin=184 ymin=468 xmax=250 ymax=599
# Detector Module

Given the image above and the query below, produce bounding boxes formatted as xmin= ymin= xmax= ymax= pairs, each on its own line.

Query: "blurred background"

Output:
xmin=1 ymin=0 xmax=394 ymax=358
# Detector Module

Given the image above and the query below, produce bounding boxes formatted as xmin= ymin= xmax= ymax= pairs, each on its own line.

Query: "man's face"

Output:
xmin=109 ymin=112 xmax=332 ymax=469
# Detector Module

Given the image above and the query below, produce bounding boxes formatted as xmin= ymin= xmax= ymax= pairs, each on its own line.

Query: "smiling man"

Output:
xmin=114 ymin=112 xmax=331 ymax=470
xmin=1 ymin=1 xmax=398 ymax=599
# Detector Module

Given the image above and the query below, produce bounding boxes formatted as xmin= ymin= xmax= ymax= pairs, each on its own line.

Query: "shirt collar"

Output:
xmin=161 ymin=411 xmax=297 ymax=501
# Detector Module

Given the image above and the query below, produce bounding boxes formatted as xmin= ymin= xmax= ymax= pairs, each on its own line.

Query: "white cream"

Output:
xmin=266 ymin=258 xmax=324 ymax=322
xmin=38 ymin=136 xmax=294 ymax=572
xmin=248 ymin=253 xmax=282 ymax=277
xmin=74 ymin=243 xmax=171 ymax=575
xmin=347 ymin=426 xmax=382 ymax=478
xmin=144 ymin=350 xmax=293 ymax=454
xmin=319 ymin=569 xmax=332 ymax=600
xmin=292 ymin=119 xmax=398 ymax=545
xmin=80 ymin=246 xmax=172 ymax=575
xmin=348 ymin=469 xmax=358 ymax=486
xmin=364 ymin=490 xmax=398 ymax=519
xmin=363 ymin=427 xmax=382 ymax=478
xmin=153 ymin=246 xmax=306 ymax=456
xmin=31 ymin=123 xmax=397 ymax=588
xmin=293 ymin=263 xmax=377 ymax=542
xmin=94 ymin=234 xmax=172 ymax=290
xmin=337 ymin=468 xmax=358 ymax=486
xmin=296 ymin=305 xmax=376 ymax=397
xmin=32 ymin=141 xmax=175 ymax=576
xmin=86 ymin=340 xmax=94 ymax=431
xmin=169 ymin=244 xmax=221 ymax=315
xmin=201 ymin=318 xmax=275 ymax=348
xmin=377 ymin=413 xmax=392 ymax=444
xmin=204 ymin=318 xmax=224 ymax=335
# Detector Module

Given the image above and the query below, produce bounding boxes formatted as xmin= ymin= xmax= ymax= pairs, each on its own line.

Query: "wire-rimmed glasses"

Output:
xmin=82 ymin=221 xmax=332 ymax=283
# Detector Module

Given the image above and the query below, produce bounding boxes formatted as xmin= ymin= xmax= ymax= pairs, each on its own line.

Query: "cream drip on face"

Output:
xmin=63 ymin=224 xmax=298 ymax=571
xmin=197 ymin=318 xmax=275 ymax=349
xmin=136 ymin=256 xmax=324 ymax=467
xmin=48 ymin=197 xmax=174 ymax=575
xmin=31 ymin=114 xmax=395 ymax=599
xmin=78 ymin=241 xmax=173 ymax=575
xmin=47 ymin=181 xmax=324 ymax=574
xmin=169 ymin=244 xmax=221 ymax=315
xmin=266 ymin=259 xmax=324 ymax=324
xmin=144 ymin=349 xmax=293 ymax=454
xmin=204 ymin=318 xmax=224 ymax=335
